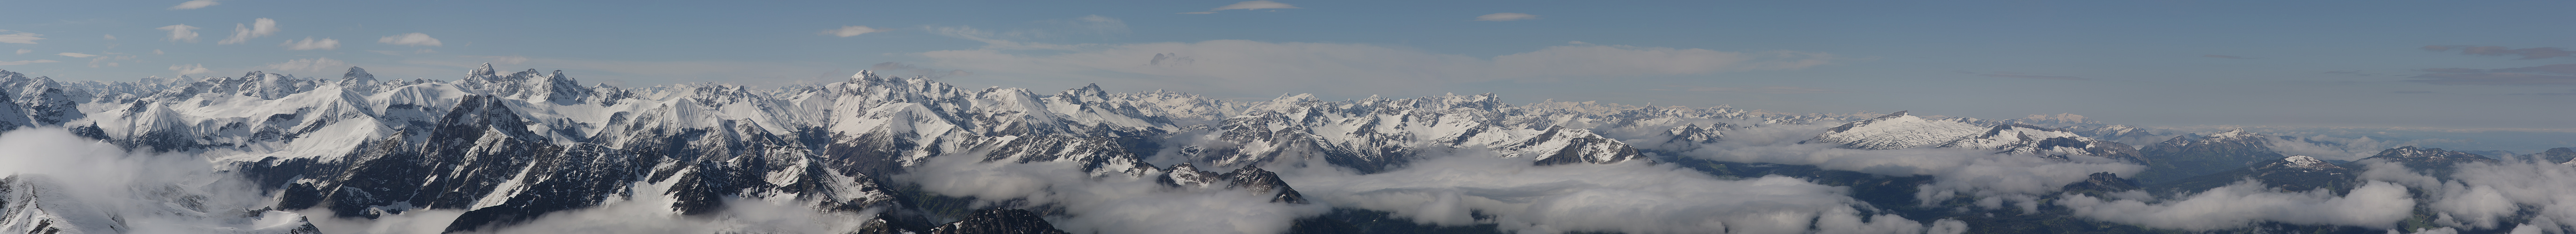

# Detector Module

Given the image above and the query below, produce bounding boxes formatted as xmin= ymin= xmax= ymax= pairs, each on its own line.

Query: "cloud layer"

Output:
xmin=0 ymin=30 xmax=43 ymax=44
xmin=2410 ymin=64 xmax=2576 ymax=86
xmin=1475 ymin=13 xmax=1539 ymax=22
xmin=2058 ymin=181 xmax=2414 ymax=230
xmin=2425 ymin=45 xmax=2573 ymax=60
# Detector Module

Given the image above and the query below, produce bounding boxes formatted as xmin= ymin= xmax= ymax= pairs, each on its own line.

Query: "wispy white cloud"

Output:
xmin=378 ymin=33 xmax=442 ymax=46
xmin=820 ymin=26 xmax=883 ymax=37
xmin=925 ymin=25 xmax=1089 ymax=50
xmin=102 ymin=34 xmax=115 ymax=40
xmin=280 ymin=37 xmax=338 ymax=50
xmin=1187 ymin=0 xmax=1295 ymax=14
xmin=1475 ymin=13 xmax=1539 ymax=22
xmin=157 ymin=24 xmax=201 ymax=43
xmin=1960 ymin=71 xmax=2088 ymax=80
xmin=55 ymin=52 xmax=96 ymax=58
xmin=1045 ymin=15 xmax=1129 ymax=37
xmin=1655 ymin=85 xmax=1840 ymax=94
xmin=168 ymin=0 xmax=220 ymax=10
xmin=0 ymin=30 xmax=45 ymax=44
xmin=2425 ymin=45 xmax=2573 ymax=60
xmin=1212 ymin=0 xmax=1298 ymax=11
xmin=152 ymin=49 xmax=164 ymax=55
xmin=217 ymin=18 xmax=278 ymax=44
xmin=12 ymin=49 xmax=26 ymax=55
xmin=0 ymin=59 xmax=60 ymax=66
xmin=262 ymin=58 xmax=345 ymax=73
xmin=169 ymin=64 xmax=212 ymax=75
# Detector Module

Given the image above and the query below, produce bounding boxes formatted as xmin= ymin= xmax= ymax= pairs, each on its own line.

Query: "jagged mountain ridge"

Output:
xmin=0 ymin=65 xmax=1779 ymax=233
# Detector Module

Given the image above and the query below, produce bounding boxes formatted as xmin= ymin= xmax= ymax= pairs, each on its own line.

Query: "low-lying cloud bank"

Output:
xmin=1681 ymin=123 xmax=2143 ymax=211
xmin=2057 ymin=181 xmax=2414 ymax=230
xmin=1280 ymin=154 xmax=1958 ymax=234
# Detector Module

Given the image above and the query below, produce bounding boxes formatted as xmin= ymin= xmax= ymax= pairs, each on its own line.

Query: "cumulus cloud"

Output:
xmin=822 ymin=26 xmax=883 ymax=37
xmin=263 ymin=58 xmax=346 ymax=73
xmin=2425 ymin=45 xmax=2574 ymax=60
xmin=158 ymin=24 xmax=202 ymax=43
xmin=2409 ymin=63 xmax=2576 ymax=86
xmin=379 ymin=33 xmax=443 ymax=46
xmin=217 ymin=18 xmax=279 ymax=44
xmin=170 ymin=63 xmax=212 ymax=75
xmin=0 ymin=29 xmax=44 ymax=44
xmin=55 ymin=52 xmax=97 ymax=58
xmin=870 ymin=62 xmax=971 ymax=79
xmin=1958 ymin=71 xmax=2087 ymax=80
xmin=2056 ymin=181 xmax=2414 ymax=230
xmin=280 ymin=37 xmax=339 ymax=50
xmin=169 ymin=0 xmax=220 ymax=9
xmin=1280 ymin=152 xmax=1939 ymax=234
xmin=918 ymin=40 xmax=1836 ymax=96
xmin=1475 ymin=13 xmax=1539 ymax=22
xmin=0 ymin=59 xmax=61 ymax=66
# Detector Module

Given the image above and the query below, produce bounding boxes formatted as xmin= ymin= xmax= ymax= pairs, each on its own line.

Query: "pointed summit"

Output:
xmin=850 ymin=70 xmax=881 ymax=82
xmin=469 ymin=63 xmax=498 ymax=79
xmin=342 ymin=66 xmax=375 ymax=82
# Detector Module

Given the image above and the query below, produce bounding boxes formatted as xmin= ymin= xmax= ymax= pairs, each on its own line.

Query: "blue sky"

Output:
xmin=1 ymin=0 xmax=2570 ymax=130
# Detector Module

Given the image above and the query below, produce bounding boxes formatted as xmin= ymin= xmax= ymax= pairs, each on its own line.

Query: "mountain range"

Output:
xmin=0 ymin=66 xmax=2565 ymax=234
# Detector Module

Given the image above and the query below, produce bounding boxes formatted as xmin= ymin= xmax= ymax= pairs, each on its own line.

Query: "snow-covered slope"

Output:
xmin=0 ymin=65 xmax=1878 ymax=233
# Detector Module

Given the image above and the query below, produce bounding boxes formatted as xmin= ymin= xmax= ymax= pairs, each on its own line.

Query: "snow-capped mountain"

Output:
xmin=6 ymin=65 xmax=2550 ymax=234
xmin=0 ymin=65 xmax=1782 ymax=233
xmin=1806 ymin=111 xmax=2141 ymax=162
xmin=2132 ymin=129 xmax=2288 ymax=183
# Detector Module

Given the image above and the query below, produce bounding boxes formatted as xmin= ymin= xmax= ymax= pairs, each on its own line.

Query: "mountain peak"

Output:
xmin=2281 ymin=155 xmax=2335 ymax=169
xmin=470 ymin=63 xmax=497 ymax=78
xmin=342 ymin=66 xmax=374 ymax=81
xmin=1810 ymin=110 xmax=1985 ymax=150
